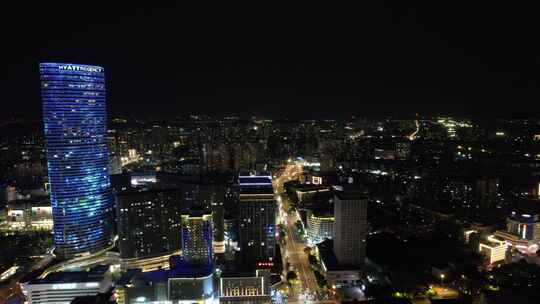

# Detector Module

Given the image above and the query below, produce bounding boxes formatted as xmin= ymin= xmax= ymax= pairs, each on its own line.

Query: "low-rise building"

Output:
xmin=317 ymin=239 xmax=362 ymax=289
xmin=219 ymin=276 xmax=271 ymax=303
xmin=3 ymin=198 xmax=52 ymax=231
xmin=22 ymin=266 xmax=112 ymax=304
xmin=115 ymin=263 xmax=216 ymax=304
xmin=479 ymin=235 xmax=507 ymax=265
xmin=294 ymin=184 xmax=329 ymax=203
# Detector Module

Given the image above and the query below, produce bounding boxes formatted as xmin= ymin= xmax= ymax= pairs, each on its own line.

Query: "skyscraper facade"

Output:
xmin=237 ymin=175 xmax=276 ymax=265
xmin=40 ymin=63 xmax=113 ymax=258
xmin=333 ymin=187 xmax=368 ymax=269
xmin=116 ymin=189 xmax=184 ymax=260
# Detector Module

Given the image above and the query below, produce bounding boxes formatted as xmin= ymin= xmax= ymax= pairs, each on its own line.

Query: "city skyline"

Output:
xmin=4 ymin=3 xmax=540 ymax=304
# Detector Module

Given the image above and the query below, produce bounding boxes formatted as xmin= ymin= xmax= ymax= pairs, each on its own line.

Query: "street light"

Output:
xmin=440 ymin=273 xmax=445 ymax=286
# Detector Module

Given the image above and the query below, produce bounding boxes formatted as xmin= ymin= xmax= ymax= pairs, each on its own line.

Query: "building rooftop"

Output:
xmin=7 ymin=197 xmax=50 ymax=208
xmin=294 ymin=183 xmax=329 ymax=192
xmin=333 ymin=185 xmax=368 ymax=200
xmin=238 ymin=176 xmax=272 ymax=186
xmin=239 ymin=185 xmax=274 ymax=195
xmin=480 ymin=235 xmax=505 ymax=248
xmin=117 ymin=260 xmax=214 ymax=286
xmin=308 ymin=201 xmax=334 ymax=217
xmin=510 ymin=198 xmax=540 ymax=216
xmin=30 ymin=265 xmax=109 ymax=285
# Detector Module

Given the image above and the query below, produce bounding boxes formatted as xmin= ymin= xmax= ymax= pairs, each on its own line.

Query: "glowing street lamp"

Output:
xmin=440 ymin=273 xmax=445 ymax=286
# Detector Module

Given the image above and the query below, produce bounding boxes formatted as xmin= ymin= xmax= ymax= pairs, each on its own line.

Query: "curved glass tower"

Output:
xmin=40 ymin=63 xmax=113 ymax=258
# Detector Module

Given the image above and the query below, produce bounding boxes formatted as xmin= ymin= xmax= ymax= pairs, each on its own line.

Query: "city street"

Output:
xmin=274 ymin=162 xmax=336 ymax=303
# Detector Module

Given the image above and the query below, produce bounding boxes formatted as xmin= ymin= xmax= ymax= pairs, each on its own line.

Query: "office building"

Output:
xmin=116 ymin=188 xmax=184 ymax=271
xmin=22 ymin=266 xmax=112 ymax=304
xmin=476 ymin=177 xmax=499 ymax=208
xmin=333 ymin=186 xmax=368 ymax=269
xmin=237 ymin=175 xmax=276 ymax=266
xmin=114 ymin=173 xmax=226 ymax=270
xmin=212 ymin=200 xmax=226 ymax=254
xmin=151 ymin=173 xmax=227 ymax=255
xmin=181 ymin=208 xmax=214 ymax=267
xmin=40 ymin=63 xmax=113 ymax=258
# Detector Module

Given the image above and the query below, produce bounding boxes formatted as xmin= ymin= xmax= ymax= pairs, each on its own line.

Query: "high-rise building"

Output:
xmin=211 ymin=193 xmax=226 ymax=255
xmin=333 ymin=187 xmax=368 ymax=269
xmin=476 ymin=177 xmax=499 ymax=208
xmin=116 ymin=189 xmax=184 ymax=270
xmin=181 ymin=208 xmax=214 ymax=267
xmin=237 ymin=175 xmax=276 ymax=265
xmin=40 ymin=63 xmax=113 ymax=258
xmin=152 ymin=173 xmax=227 ymax=254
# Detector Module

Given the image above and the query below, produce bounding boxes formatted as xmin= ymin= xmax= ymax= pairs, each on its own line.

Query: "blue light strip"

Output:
xmin=40 ymin=63 xmax=113 ymax=257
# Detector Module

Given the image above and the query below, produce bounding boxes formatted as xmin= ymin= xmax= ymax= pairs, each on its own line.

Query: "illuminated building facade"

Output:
xmin=306 ymin=209 xmax=334 ymax=244
xmin=4 ymin=199 xmax=53 ymax=231
xmin=114 ymin=266 xmax=217 ymax=304
xmin=219 ymin=276 xmax=271 ymax=303
xmin=40 ymin=63 xmax=113 ymax=258
xmin=479 ymin=235 xmax=507 ymax=264
xmin=494 ymin=200 xmax=540 ymax=254
xmin=181 ymin=209 xmax=214 ymax=267
xmin=237 ymin=175 xmax=276 ymax=265
xmin=506 ymin=211 xmax=540 ymax=241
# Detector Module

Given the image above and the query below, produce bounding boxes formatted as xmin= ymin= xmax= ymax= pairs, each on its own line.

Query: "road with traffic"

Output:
xmin=274 ymin=161 xmax=336 ymax=303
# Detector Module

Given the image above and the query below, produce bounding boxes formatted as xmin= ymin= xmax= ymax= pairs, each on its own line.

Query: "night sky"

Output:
xmin=2 ymin=3 xmax=540 ymax=119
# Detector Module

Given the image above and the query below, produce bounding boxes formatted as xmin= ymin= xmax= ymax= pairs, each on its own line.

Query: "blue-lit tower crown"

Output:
xmin=40 ymin=63 xmax=113 ymax=258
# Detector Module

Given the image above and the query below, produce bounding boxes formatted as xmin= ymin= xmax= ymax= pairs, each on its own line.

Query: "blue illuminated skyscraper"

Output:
xmin=40 ymin=63 xmax=113 ymax=258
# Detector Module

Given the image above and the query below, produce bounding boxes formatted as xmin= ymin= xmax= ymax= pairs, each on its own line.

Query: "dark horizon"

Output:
xmin=3 ymin=3 xmax=540 ymax=119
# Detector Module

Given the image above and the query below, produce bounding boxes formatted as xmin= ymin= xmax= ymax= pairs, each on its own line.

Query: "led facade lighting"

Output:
xmin=181 ymin=211 xmax=214 ymax=267
xmin=40 ymin=63 xmax=113 ymax=258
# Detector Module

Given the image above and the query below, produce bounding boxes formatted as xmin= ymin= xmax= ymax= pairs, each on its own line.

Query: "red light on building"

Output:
xmin=256 ymin=261 xmax=274 ymax=268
